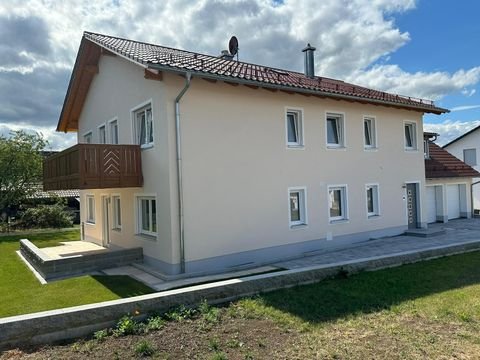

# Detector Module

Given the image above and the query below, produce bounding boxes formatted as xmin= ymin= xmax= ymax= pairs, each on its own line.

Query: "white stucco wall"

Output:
xmin=444 ymin=135 xmax=480 ymax=210
xmin=164 ymin=73 xmax=428 ymax=266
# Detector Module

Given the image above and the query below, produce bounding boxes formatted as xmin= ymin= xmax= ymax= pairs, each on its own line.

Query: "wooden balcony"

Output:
xmin=43 ymin=144 xmax=143 ymax=190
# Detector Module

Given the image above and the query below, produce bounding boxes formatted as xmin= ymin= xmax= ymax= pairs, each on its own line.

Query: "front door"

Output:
xmin=406 ymin=183 xmax=419 ymax=229
xmin=102 ymin=196 xmax=110 ymax=247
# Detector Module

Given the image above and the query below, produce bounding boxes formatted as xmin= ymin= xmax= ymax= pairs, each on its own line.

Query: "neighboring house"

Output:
xmin=424 ymin=132 xmax=479 ymax=223
xmin=443 ymin=124 xmax=480 ymax=212
xmin=44 ymin=31 xmax=448 ymax=276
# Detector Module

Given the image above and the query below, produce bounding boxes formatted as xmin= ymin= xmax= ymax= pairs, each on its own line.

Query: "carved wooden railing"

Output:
xmin=43 ymin=144 xmax=143 ymax=190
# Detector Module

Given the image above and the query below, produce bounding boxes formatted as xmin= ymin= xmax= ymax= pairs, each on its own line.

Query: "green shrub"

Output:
xmin=113 ymin=315 xmax=140 ymax=336
xmin=145 ymin=316 xmax=165 ymax=332
xmin=93 ymin=329 xmax=109 ymax=341
xmin=165 ymin=304 xmax=196 ymax=321
xmin=20 ymin=202 xmax=73 ymax=229
xmin=134 ymin=340 xmax=155 ymax=357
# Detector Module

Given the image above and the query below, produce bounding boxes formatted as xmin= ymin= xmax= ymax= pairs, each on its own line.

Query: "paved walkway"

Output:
xmin=275 ymin=218 xmax=480 ymax=269
xmin=101 ymin=218 xmax=480 ymax=289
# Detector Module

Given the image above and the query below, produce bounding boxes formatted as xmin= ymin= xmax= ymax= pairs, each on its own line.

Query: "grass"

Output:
xmin=0 ymin=229 xmax=153 ymax=318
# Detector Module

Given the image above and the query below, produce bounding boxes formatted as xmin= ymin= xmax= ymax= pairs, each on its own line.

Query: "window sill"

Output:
xmin=364 ymin=147 xmax=378 ymax=151
xmin=326 ymin=145 xmax=346 ymax=150
xmin=136 ymin=233 xmax=157 ymax=241
xmin=329 ymin=218 xmax=349 ymax=225
xmin=368 ymin=214 xmax=380 ymax=219
xmin=112 ymin=228 xmax=122 ymax=232
xmin=404 ymin=148 xmax=418 ymax=152
xmin=140 ymin=143 xmax=154 ymax=150
xmin=290 ymin=223 xmax=308 ymax=230
xmin=85 ymin=221 xmax=96 ymax=226
xmin=287 ymin=145 xmax=305 ymax=150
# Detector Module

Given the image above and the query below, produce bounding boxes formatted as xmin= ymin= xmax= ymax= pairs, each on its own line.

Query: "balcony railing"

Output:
xmin=43 ymin=144 xmax=143 ymax=190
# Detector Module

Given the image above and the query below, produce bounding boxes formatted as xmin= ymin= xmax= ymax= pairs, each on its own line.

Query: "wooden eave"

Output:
xmin=56 ymin=39 xmax=102 ymax=132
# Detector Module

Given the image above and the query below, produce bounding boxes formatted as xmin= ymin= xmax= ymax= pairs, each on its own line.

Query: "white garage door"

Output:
xmin=426 ymin=186 xmax=437 ymax=223
xmin=447 ymin=185 xmax=461 ymax=220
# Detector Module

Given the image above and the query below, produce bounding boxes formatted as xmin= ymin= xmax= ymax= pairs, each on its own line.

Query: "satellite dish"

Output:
xmin=229 ymin=36 xmax=239 ymax=56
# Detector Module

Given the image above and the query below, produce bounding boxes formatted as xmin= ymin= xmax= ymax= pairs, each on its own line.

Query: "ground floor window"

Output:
xmin=137 ymin=196 xmax=157 ymax=236
xmin=112 ymin=195 xmax=122 ymax=229
xmin=366 ymin=184 xmax=380 ymax=217
xmin=289 ymin=187 xmax=307 ymax=227
xmin=86 ymin=195 xmax=95 ymax=224
xmin=328 ymin=185 xmax=348 ymax=222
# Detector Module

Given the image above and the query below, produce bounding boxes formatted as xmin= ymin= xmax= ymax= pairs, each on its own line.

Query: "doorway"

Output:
xmin=406 ymin=183 xmax=420 ymax=229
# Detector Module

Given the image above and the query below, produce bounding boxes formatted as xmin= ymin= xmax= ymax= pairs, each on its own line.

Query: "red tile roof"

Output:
xmin=425 ymin=142 xmax=480 ymax=178
xmin=83 ymin=31 xmax=448 ymax=115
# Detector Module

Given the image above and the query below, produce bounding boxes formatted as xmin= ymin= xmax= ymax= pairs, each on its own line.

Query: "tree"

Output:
xmin=0 ymin=131 xmax=47 ymax=213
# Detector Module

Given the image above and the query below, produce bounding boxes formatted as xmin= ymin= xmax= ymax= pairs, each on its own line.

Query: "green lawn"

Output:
xmin=0 ymin=230 xmax=153 ymax=318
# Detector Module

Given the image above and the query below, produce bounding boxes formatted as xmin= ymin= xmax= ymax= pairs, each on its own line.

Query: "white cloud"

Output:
xmin=424 ymin=120 xmax=480 ymax=146
xmin=450 ymin=104 xmax=480 ymax=112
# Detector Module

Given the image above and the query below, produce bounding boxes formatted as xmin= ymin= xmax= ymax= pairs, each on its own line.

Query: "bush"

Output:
xmin=134 ymin=340 xmax=155 ymax=357
xmin=20 ymin=202 xmax=73 ymax=229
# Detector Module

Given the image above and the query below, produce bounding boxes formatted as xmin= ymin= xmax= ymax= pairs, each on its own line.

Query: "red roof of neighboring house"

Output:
xmin=425 ymin=142 xmax=480 ymax=178
xmin=56 ymin=31 xmax=449 ymax=132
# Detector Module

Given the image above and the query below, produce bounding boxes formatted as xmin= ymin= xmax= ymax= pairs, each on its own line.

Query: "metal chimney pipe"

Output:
xmin=302 ymin=43 xmax=316 ymax=78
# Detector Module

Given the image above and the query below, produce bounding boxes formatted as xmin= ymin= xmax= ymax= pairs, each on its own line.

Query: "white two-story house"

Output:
xmin=44 ymin=32 xmax=448 ymax=276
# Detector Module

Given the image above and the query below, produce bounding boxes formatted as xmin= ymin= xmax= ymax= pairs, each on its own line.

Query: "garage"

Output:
xmin=426 ymin=186 xmax=437 ymax=223
xmin=447 ymin=184 xmax=461 ymax=220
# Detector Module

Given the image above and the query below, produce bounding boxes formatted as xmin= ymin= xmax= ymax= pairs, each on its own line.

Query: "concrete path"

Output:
xmin=275 ymin=218 xmax=480 ymax=269
xmin=99 ymin=218 xmax=480 ymax=290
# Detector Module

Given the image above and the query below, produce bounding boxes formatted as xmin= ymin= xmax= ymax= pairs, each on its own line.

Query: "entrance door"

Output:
xmin=102 ymin=196 xmax=110 ymax=247
xmin=406 ymin=183 xmax=419 ymax=229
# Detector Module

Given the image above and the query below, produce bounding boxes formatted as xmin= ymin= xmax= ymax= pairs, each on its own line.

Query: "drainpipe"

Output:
xmin=175 ymin=72 xmax=192 ymax=273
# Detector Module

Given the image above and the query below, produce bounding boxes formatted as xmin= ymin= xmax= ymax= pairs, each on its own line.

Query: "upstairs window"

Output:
xmin=109 ymin=120 xmax=119 ymax=144
xmin=98 ymin=125 xmax=106 ymax=144
xmin=326 ymin=113 xmax=344 ymax=147
xmin=364 ymin=117 xmax=376 ymax=149
xmin=135 ymin=105 xmax=153 ymax=147
xmin=286 ymin=110 xmax=303 ymax=147
xmin=464 ymin=148 xmax=477 ymax=166
xmin=424 ymin=140 xmax=430 ymax=159
xmin=404 ymin=122 xmax=417 ymax=150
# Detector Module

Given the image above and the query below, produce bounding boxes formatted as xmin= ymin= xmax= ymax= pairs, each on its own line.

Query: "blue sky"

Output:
xmin=0 ymin=0 xmax=479 ymax=148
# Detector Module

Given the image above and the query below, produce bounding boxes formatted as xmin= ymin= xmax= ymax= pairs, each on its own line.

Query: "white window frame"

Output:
xmin=328 ymin=185 xmax=348 ymax=222
xmin=136 ymin=195 xmax=157 ymax=237
xmin=112 ymin=194 xmax=122 ymax=230
xmin=98 ymin=123 xmax=106 ymax=144
xmin=326 ymin=112 xmax=345 ymax=148
xmin=285 ymin=108 xmax=304 ymax=148
xmin=366 ymin=183 xmax=380 ymax=218
xmin=108 ymin=118 xmax=119 ymax=145
xmin=424 ymin=139 xmax=430 ymax=159
xmin=463 ymin=148 xmax=477 ymax=166
xmin=131 ymin=100 xmax=154 ymax=148
xmin=288 ymin=187 xmax=308 ymax=228
xmin=404 ymin=121 xmax=417 ymax=151
xmin=83 ymin=131 xmax=93 ymax=144
xmin=86 ymin=194 xmax=95 ymax=224
xmin=363 ymin=116 xmax=377 ymax=149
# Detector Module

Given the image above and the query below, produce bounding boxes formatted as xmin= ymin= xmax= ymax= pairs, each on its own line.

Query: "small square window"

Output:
xmin=366 ymin=184 xmax=380 ymax=217
xmin=289 ymin=188 xmax=307 ymax=227
xmin=364 ymin=117 xmax=376 ymax=149
xmin=86 ymin=195 xmax=95 ymax=224
xmin=134 ymin=105 xmax=153 ymax=147
xmin=137 ymin=196 xmax=157 ymax=236
xmin=98 ymin=125 xmax=106 ymax=144
xmin=404 ymin=122 xmax=417 ymax=150
xmin=84 ymin=132 xmax=92 ymax=144
xmin=112 ymin=195 xmax=121 ymax=229
xmin=109 ymin=120 xmax=119 ymax=144
xmin=328 ymin=186 xmax=348 ymax=222
xmin=286 ymin=110 xmax=303 ymax=147
xmin=464 ymin=148 xmax=477 ymax=166
xmin=326 ymin=113 xmax=344 ymax=147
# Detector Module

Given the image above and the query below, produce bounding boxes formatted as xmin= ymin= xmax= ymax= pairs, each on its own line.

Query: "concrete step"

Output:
xmin=404 ymin=228 xmax=446 ymax=238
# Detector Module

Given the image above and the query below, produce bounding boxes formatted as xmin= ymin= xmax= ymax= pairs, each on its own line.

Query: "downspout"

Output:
xmin=175 ymin=72 xmax=192 ymax=273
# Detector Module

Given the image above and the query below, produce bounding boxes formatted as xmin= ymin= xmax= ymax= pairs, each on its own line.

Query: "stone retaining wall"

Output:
xmin=19 ymin=239 xmax=143 ymax=280
xmin=2 ymin=240 xmax=480 ymax=350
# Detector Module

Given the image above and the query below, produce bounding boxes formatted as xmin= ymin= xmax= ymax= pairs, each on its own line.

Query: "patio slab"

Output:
xmin=41 ymin=241 xmax=108 ymax=259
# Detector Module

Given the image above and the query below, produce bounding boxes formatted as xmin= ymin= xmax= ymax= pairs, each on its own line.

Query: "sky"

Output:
xmin=0 ymin=0 xmax=479 ymax=149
